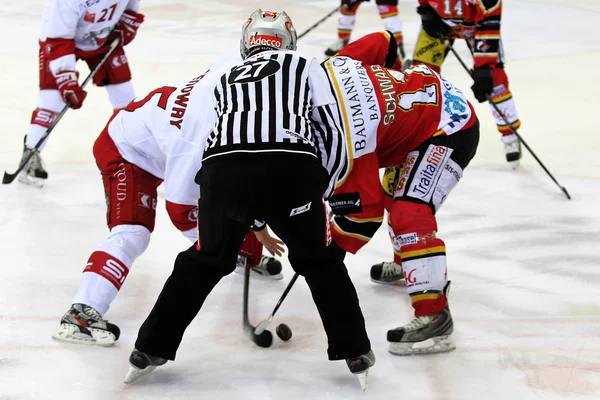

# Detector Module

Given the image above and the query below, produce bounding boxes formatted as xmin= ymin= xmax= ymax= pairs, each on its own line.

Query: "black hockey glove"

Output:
xmin=417 ymin=5 xmax=449 ymax=39
xmin=471 ymin=66 xmax=494 ymax=103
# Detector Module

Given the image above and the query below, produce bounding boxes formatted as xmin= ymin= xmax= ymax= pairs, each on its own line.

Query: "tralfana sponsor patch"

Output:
xmin=406 ymin=144 xmax=452 ymax=203
xmin=328 ymin=192 xmax=362 ymax=215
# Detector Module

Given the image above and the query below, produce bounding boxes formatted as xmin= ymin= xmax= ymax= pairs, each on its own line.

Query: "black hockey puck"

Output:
xmin=275 ymin=323 xmax=292 ymax=341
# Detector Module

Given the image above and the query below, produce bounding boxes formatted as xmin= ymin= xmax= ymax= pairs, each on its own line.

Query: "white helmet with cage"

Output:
xmin=240 ymin=9 xmax=298 ymax=59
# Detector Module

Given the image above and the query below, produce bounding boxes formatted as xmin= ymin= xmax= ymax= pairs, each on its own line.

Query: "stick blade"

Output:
xmin=254 ymin=319 xmax=270 ymax=335
xmin=2 ymin=171 xmax=17 ymax=184
xmin=561 ymin=186 xmax=572 ymax=200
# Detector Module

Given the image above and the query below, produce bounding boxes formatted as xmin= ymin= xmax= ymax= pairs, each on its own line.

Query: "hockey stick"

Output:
xmin=254 ymin=272 xmax=299 ymax=334
xmin=298 ymin=6 xmax=342 ymax=40
xmin=2 ymin=37 xmax=121 ymax=185
xmin=446 ymin=45 xmax=571 ymax=200
xmin=242 ymin=258 xmax=274 ymax=348
xmin=297 ymin=0 xmax=366 ymax=40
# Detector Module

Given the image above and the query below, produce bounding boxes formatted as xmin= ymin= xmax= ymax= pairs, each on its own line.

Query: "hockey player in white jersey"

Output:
xmin=19 ymin=0 xmax=144 ymax=187
xmin=52 ymin=51 xmax=284 ymax=346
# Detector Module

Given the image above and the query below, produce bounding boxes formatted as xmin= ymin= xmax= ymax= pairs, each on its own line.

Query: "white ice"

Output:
xmin=1 ymin=0 xmax=600 ymax=399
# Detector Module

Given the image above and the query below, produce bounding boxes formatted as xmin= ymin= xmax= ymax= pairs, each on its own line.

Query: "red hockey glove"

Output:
xmin=113 ymin=10 xmax=144 ymax=46
xmin=471 ymin=66 xmax=494 ymax=103
xmin=55 ymin=70 xmax=87 ymax=109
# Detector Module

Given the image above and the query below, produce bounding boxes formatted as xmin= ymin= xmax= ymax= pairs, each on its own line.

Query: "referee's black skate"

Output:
xmin=124 ymin=349 xmax=167 ymax=384
xmin=52 ymin=303 xmax=120 ymax=346
xmin=346 ymin=349 xmax=376 ymax=392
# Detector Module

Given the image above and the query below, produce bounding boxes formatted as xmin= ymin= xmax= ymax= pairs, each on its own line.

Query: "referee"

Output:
xmin=126 ymin=9 xmax=374 ymax=386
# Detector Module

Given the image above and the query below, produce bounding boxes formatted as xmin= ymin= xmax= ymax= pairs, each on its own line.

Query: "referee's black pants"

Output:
xmin=135 ymin=153 xmax=371 ymax=361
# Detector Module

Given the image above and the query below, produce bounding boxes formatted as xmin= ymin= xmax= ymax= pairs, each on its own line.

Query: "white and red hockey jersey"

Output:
xmin=107 ymin=50 xmax=241 ymax=213
xmin=40 ymin=0 xmax=140 ymax=74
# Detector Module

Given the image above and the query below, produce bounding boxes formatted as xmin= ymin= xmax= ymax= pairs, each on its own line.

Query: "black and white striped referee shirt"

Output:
xmin=203 ymin=50 xmax=348 ymax=198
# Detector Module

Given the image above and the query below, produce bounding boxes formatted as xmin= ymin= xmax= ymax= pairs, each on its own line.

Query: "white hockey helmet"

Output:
xmin=240 ymin=9 xmax=297 ymax=59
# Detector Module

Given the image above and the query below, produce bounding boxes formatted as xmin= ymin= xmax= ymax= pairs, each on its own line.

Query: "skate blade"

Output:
xmin=354 ymin=370 xmax=369 ymax=392
xmin=18 ymin=173 xmax=45 ymax=188
xmin=52 ymin=324 xmax=116 ymax=347
xmin=124 ymin=365 xmax=157 ymax=384
xmin=389 ymin=335 xmax=456 ymax=356
xmin=509 ymin=160 xmax=520 ymax=170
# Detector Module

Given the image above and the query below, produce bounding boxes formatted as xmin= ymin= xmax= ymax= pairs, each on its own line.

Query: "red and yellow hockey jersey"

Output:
xmin=419 ymin=0 xmax=503 ymax=67
xmin=324 ymin=31 xmax=477 ymax=253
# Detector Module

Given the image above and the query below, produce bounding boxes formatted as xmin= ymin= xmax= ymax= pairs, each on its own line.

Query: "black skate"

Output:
xmin=124 ymin=349 xmax=168 ymax=384
xmin=235 ymin=255 xmax=283 ymax=280
xmin=370 ymin=261 xmax=404 ymax=285
xmin=346 ymin=349 xmax=376 ymax=392
xmin=18 ymin=137 xmax=48 ymax=188
xmin=387 ymin=282 xmax=455 ymax=355
xmin=52 ymin=303 xmax=120 ymax=346
xmin=324 ymin=38 xmax=349 ymax=56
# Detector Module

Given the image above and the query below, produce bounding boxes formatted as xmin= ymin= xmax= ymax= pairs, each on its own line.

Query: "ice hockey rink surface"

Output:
xmin=1 ymin=0 xmax=599 ymax=399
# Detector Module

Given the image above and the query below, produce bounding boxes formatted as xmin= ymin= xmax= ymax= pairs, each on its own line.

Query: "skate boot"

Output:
xmin=502 ymin=133 xmax=522 ymax=168
xmin=52 ymin=303 xmax=120 ymax=346
xmin=387 ymin=282 xmax=455 ymax=355
xmin=324 ymin=38 xmax=349 ymax=56
xmin=346 ymin=349 xmax=376 ymax=392
xmin=124 ymin=348 xmax=167 ymax=384
xmin=370 ymin=261 xmax=404 ymax=285
xmin=18 ymin=138 xmax=48 ymax=188
xmin=235 ymin=255 xmax=283 ymax=280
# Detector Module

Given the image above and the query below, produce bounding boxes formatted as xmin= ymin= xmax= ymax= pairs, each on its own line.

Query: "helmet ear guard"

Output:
xmin=240 ymin=9 xmax=298 ymax=59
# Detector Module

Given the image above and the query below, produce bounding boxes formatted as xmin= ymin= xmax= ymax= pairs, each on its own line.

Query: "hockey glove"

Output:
xmin=417 ymin=5 xmax=449 ymax=39
xmin=471 ymin=66 xmax=494 ymax=103
xmin=55 ymin=70 xmax=87 ymax=109
xmin=112 ymin=10 xmax=145 ymax=46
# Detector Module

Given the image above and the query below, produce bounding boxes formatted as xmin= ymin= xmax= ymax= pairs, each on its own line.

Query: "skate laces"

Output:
xmin=404 ymin=315 xmax=434 ymax=332
xmin=74 ymin=304 xmax=102 ymax=321
xmin=30 ymin=151 xmax=45 ymax=171
xmin=381 ymin=262 xmax=402 ymax=277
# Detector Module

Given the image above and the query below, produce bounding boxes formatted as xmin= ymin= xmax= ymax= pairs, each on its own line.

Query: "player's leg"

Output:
xmin=386 ymin=120 xmax=480 ymax=355
xmin=52 ymin=129 xmax=159 ymax=346
xmin=84 ymin=46 xmax=135 ymax=112
xmin=130 ymin=160 xmax=253 ymax=371
xmin=370 ymin=166 xmax=405 ymax=284
xmin=376 ymin=0 xmax=405 ymax=58
xmin=19 ymin=46 xmax=66 ymax=187
xmin=263 ymin=157 xmax=372 ymax=364
xmin=325 ymin=0 xmax=362 ymax=56
xmin=410 ymin=27 xmax=448 ymax=72
xmin=490 ymin=60 xmax=522 ymax=165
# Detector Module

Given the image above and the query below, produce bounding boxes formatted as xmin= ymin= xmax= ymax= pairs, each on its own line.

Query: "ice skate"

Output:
xmin=124 ymin=349 xmax=167 ymax=384
xmin=52 ymin=303 xmax=120 ymax=346
xmin=370 ymin=261 xmax=404 ymax=285
xmin=17 ymin=139 xmax=48 ymax=188
xmin=235 ymin=255 xmax=283 ymax=280
xmin=324 ymin=38 xmax=349 ymax=56
xmin=387 ymin=283 xmax=455 ymax=355
xmin=502 ymin=133 xmax=521 ymax=168
xmin=346 ymin=349 xmax=376 ymax=392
